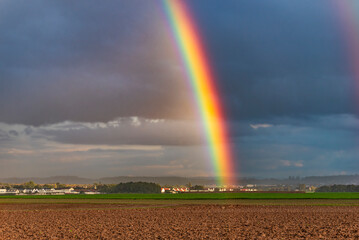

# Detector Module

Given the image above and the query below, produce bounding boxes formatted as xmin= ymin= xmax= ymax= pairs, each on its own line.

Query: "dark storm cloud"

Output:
xmin=191 ymin=0 xmax=354 ymax=120
xmin=0 ymin=0 xmax=194 ymax=125
xmin=0 ymin=0 xmax=355 ymax=126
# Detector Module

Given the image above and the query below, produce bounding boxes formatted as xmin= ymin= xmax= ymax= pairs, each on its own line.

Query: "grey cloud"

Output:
xmin=0 ymin=121 xmax=210 ymax=178
xmin=38 ymin=118 xmax=205 ymax=146
xmin=230 ymin=114 xmax=359 ymax=139
xmin=0 ymin=130 xmax=10 ymax=141
xmin=251 ymin=114 xmax=359 ymax=133
xmin=232 ymin=114 xmax=359 ymax=178
xmin=8 ymin=130 xmax=18 ymax=136
xmin=0 ymin=114 xmax=358 ymax=178
xmin=24 ymin=127 xmax=33 ymax=135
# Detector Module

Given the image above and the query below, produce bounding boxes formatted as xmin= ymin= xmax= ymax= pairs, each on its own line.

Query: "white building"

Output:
xmin=7 ymin=189 xmax=20 ymax=194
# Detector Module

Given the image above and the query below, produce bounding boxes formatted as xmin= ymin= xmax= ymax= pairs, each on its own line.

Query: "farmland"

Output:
xmin=1 ymin=194 xmax=359 ymax=239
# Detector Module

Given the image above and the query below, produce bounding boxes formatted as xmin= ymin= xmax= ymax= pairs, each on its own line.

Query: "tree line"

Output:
xmin=1 ymin=181 xmax=162 ymax=193
xmin=97 ymin=182 xmax=161 ymax=193
xmin=316 ymin=184 xmax=359 ymax=192
xmin=1 ymin=181 xmax=68 ymax=190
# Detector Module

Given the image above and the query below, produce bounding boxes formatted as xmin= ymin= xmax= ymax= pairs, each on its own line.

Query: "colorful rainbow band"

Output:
xmin=162 ymin=0 xmax=235 ymax=186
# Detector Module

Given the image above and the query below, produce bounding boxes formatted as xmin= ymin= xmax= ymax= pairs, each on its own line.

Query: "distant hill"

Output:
xmin=0 ymin=176 xmax=217 ymax=185
xmin=1 ymin=174 xmax=359 ymax=186
xmin=301 ymin=175 xmax=359 ymax=185
xmin=98 ymin=176 xmax=217 ymax=186
xmin=239 ymin=175 xmax=359 ymax=186
xmin=0 ymin=176 xmax=93 ymax=184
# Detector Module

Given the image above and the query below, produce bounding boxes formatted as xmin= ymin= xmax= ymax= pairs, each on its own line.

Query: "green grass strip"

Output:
xmin=1 ymin=192 xmax=359 ymax=200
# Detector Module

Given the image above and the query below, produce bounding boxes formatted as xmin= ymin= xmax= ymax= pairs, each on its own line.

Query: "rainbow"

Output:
xmin=335 ymin=1 xmax=359 ymax=96
xmin=162 ymin=0 xmax=236 ymax=186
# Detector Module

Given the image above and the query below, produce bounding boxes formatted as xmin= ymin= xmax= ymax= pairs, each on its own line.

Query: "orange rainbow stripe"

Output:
xmin=162 ymin=0 xmax=236 ymax=186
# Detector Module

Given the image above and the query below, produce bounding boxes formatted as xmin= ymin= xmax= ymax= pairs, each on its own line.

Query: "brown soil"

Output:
xmin=1 ymin=203 xmax=359 ymax=239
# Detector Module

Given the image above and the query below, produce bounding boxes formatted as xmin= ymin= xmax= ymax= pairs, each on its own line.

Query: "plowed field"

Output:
xmin=1 ymin=200 xmax=359 ymax=239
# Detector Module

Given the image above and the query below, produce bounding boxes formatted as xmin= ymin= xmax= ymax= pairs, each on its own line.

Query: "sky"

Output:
xmin=1 ymin=0 xmax=359 ymax=179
